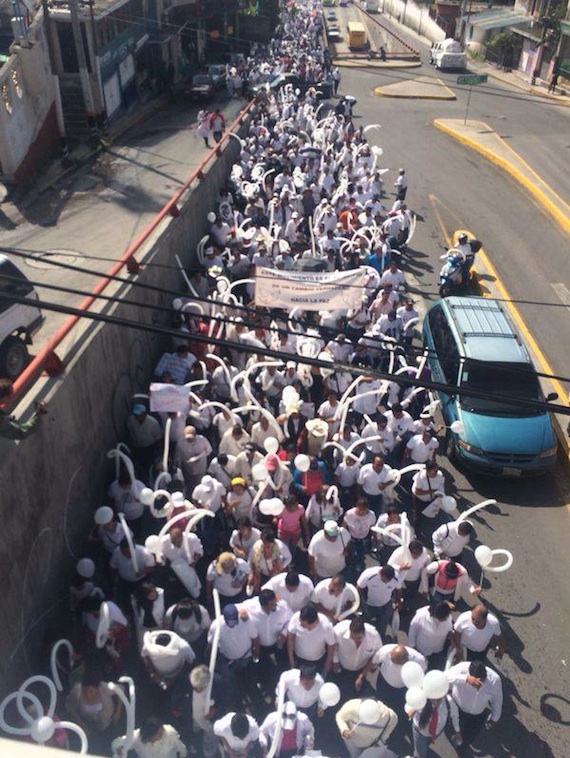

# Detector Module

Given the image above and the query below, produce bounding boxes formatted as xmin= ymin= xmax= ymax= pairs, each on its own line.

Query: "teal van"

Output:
xmin=423 ymin=297 xmax=558 ymax=476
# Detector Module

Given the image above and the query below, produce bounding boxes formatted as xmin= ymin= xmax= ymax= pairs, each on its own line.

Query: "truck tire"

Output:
xmin=0 ymin=336 xmax=30 ymax=379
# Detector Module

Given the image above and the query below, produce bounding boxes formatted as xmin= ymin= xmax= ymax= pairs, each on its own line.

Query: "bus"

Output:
xmin=347 ymin=21 xmax=367 ymax=50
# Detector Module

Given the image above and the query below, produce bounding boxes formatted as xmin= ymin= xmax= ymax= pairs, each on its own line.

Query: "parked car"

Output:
xmin=207 ymin=64 xmax=227 ymax=90
xmin=0 ymin=254 xmax=43 ymax=378
xmin=328 ymin=29 xmax=343 ymax=42
xmin=185 ymin=73 xmax=215 ymax=100
xmin=423 ymin=296 xmax=558 ymax=476
xmin=249 ymin=73 xmax=333 ymax=100
xmin=327 ymin=12 xmax=337 ymax=20
xmin=429 ymin=39 xmax=467 ymax=70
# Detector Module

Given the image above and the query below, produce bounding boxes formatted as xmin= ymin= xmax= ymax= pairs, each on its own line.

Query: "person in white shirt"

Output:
xmin=213 ymin=712 xmax=260 ymax=758
xmin=109 ymin=539 xmax=155 ymax=608
xmin=334 ymin=455 xmax=362 ymax=508
xmin=420 ymin=558 xmax=480 ymax=604
xmin=368 ymin=643 xmax=427 ymax=711
xmin=308 ymin=520 xmax=350 ymax=579
xmin=259 ymin=702 xmax=315 ymax=756
xmin=192 ymin=474 xmax=226 ymax=514
xmin=432 ymin=520 xmax=475 ymax=560
xmin=407 ymin=601 xmax=457 ymax=668
xmin=326 ymin=334 xmax=353 ymax=363
xmin=336 ymin=697 xmax=398 ymax=758
xmin=373 ymin=506 xmax=411 ymax=563
xmin=380 ymin=261 xmax=407 ymax=292
xmin=312 ymin=574 xmax=359 ymax=623
xmin=287 ymin=605 xmax=336 ymax=675
xmin=384 ymin=403 xmax=415 ymax=451
xmin=219 ymin=424 xmax=251 ymax=457
xmin=447 ymin=660 xmax=503 ymax=749
xmin=131 ymin=717 xmax=187 ymax=758
xmin=409 ymin=697 xmax=456 ymax=758
xmin=208 ymin=453 xmax=236 ymax=490
xmin=333 ymin=616 xmax=382 ymax=695
xmin=159 ymin=526 xmax=203 ymax=599
xmin=141 ymin=630 xmax=196 ymax=686
xmin=306 ymin=487 xmax=343 ymax=532
xmin=263 ymin=569 xmax=315 ymax=614
xmin=206 ymin=552 xmax=250 ymax=606
xmin=403 ymin=429 xmax=439 ymax=466
xmin=187 ymin=665 xmax=224 ymax=758
xmin=357 ymin=454 xmax=394 ymax=514
xmin=317 ymin=391 xmax=342 ymax=435
xmin=230 ymin=517 xmax=262 ymax=560
xmin=164 ymin=599 xmax=210 ymax=654
xmin=357 ymin=564 xmax=402 ymax=638
xmin=388 ymin=539 xmax=431 ymax=612
xmin=342 ymin=497 xmax=376 ymax=570
xmin=361 ymin=415 xmax=395 ymax=457
xmin=397 ymin=300 xmax=419 ymax=347
xmin=107 ymin=471 xmax=145 ymax=525
xmin=276 ymin=665 xmax=327 ymax=717
xmin=453 ymin=604 xmax=505 ymax=661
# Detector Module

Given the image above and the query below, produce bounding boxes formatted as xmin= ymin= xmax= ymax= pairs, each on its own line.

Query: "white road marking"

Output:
xmin=550 ymin=282 xmax=570 ymax=314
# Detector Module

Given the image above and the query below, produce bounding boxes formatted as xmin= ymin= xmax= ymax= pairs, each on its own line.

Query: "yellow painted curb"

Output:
xmin=375 ymin=87 xmax=456 ymax=100
xmin=433 ymin=119 xmax=570 ymax=237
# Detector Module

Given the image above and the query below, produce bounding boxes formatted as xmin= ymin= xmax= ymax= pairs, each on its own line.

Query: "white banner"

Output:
xmin=149 ymin=383 xmax=190 ymax=414
xmin=254 ymin=266 xmax=367 ymax=311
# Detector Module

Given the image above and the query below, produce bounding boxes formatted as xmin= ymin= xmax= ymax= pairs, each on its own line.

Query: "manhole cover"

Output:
xmin=25 ymin=249 xmax=83 ymax=270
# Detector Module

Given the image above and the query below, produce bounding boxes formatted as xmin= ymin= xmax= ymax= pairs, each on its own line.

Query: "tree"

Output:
xmin=486 ymin=31 xmax=518 ymax=68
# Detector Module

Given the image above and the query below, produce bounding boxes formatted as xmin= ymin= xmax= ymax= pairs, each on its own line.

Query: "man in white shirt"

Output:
xmin=110 ymin=538 xmax=155 ymax=607
xmin=334 ymin=455 xmax=362 ymax=508
xmin=387 ymin=539 xmax=431 ymax=612
xmin=407 ymin=601 xmax=457 ymax=668
xmin=141 ymin=630 xmax=196 ymax=685
xmin=333 ymin=616 xmax=382 ymax=696
xmin=312 ymin=574 xmax=359 ymax=623
xmin=192 ymin=475 xmax=226 ymax=514
xmin=159 ymin=526 xmax=203 ymax=599
xmin=263 ymin=569 xmax=314 ymax=613
xmin=336 ymin=697 xmax=398 ymax=758
xmin=432 ymin=520 xmax=475 ymax=560
xmin=403 ymin=429 xmax=439 ymax=466
xmin=213 ymin=712 xmax=259 ymax=758
xmin=447 ymin=660 xmax=503 ymax=750
xmin=343 ymin=497 xmax=377 ymax=570
xmin=287 ymin=605 xmax=336 ymax=675
xmin=208 ymin=453 xmax=236 ymax=490
xmin=107 ymin=471 xmax=145 ymax=525
xmin=276 ymin=665 xmax=327 ymax=717
xmin=384 ymin=403 xmax=415 ymax=456
xmin=237 ymin=589 xmax=292 ymax=690
xmin=368 ymin=643 xmax=427 ymax=712
xmin=308 ymin=520 xmax=351 ymax=579
xmin=357 ymin=454 xmax=394 ymax=514
xmin=357 ymin=564 xmax=402 ymax=638
xmin=453 ymin=604 xmax=505 ymax=662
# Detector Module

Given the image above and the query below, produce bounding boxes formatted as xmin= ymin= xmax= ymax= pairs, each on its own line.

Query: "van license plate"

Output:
xmin=502 ymin=467 xmax=522 ymax=476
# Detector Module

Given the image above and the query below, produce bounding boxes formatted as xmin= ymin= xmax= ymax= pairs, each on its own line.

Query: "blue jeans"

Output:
xmin=412 ymin=726 xmax=430 ymax=758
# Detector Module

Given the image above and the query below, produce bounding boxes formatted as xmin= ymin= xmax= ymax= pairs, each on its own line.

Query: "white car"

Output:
xmin=430 ymin=39 xmax=467 ymax=70
xmin=0 ymin=255 xmax=42 ymax=378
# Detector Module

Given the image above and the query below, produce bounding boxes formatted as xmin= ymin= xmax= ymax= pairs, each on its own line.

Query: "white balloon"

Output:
xmin=139 ymin=487 xmax=155 ymax=507
xmin=294 ymin=454 xmax=311 ymax=473
xmin=440 ymin=496 xmax=457 ymax=514
xmin=359 ymin=699 xmax=382 ymax=725
xmin=485 ymin=548 xmax=514 ymax=573
xmin=319 ymin=682 xmax=341 ymax=707
xmin=94 ymin=506 xmax=113 ymax=525
xmin=450 ymin=420 xmax=465 ymax=435
xmin=259 ymin=498 xmax=285 ymax=516
xmin=31 ymin=716 xmax=55 ymax=744
xmin=318 ymin=351 xmax=335 ymax=379
xmin=207 ymin=211 xmax=216 ymax=223
xmin=475 ymin=544 xmax=493 ymax=567
xmin=264 ymin=437 xmax=279 ymax=454
xmin=172 ymin=298 xmax=183 ymax=311
xmin=422 ymin=670 xmax=449 ymax=699
xmin=405 ymin=686 xmax=427 ymax=711
xmin=76 ymin=558 xmax=95 ymax=579
xmin=400 ymin=661 xmax=425 ymax=689
xmin=145 ymin=535 xmax=161 ymax=554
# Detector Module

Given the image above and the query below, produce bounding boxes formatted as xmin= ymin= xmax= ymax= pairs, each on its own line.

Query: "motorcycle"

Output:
xmin=438 ymin=239 xmax=482 ymax=297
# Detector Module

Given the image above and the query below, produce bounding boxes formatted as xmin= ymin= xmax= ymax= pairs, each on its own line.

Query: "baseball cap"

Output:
xmin=132 ymin=404 xmax=146 ymax=416
xmin=282 ymin=701 xmax=297 ymax=730
xmin=223 ymin=604 xmax=239 ymax=628
xmin=324 ymin=520 xmax=339 ymax=537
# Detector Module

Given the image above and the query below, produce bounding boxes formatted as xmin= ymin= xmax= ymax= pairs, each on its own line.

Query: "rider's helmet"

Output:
xmin=457 ymin=233 xmax=468 ymax=244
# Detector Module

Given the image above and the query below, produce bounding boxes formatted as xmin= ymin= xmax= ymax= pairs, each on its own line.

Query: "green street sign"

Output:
xmin=457 ymin=74 xmax=488 ymax=85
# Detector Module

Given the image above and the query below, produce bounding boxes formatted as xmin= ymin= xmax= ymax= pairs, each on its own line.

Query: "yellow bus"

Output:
xmin=347 ymin=21 xmax=367 ymax=50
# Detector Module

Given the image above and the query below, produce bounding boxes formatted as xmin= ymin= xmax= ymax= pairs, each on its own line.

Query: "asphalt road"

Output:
xmin=2 ymin=36 xmax=570 ymax=757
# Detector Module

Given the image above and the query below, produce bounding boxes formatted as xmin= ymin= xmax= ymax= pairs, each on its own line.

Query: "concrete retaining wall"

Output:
xmin=0 ymin=117 xmax=248 ymax=696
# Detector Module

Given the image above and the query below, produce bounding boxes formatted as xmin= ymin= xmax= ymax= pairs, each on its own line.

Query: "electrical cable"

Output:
xmin=2 ymin=287 xmax=569 ymax=416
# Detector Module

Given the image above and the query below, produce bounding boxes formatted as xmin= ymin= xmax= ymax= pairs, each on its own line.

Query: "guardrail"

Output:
xmin=361 ymin=7 xmax=421 ymax=57
xmin=7 ymin=99 xmax=257 ymax=410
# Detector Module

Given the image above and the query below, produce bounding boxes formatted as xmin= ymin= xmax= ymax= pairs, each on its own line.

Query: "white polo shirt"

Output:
xmin=334 ymin=461 xmax=361 ymax=488
xmin=263 ymin=573 xmax=315 ymax=613
xmin=230 ymin=528 xmax=261 ymax=557
xmin=357 ymin=567 xmax=402 ymax=608
xmin=357 ymin=464 xmax=394 ymax=496
xmin=373 ymin=644 xmax=427 ymax=688
xmin=411 ymin=469 xmax=445 ymax=503
xmin=432 ymin=522 xmax=470 ymax=558
xmin=312 ymin=579 xmax=358 ymax=616
xmin=447 ymin=662 xmax=503 ymax=722
xmin=213 ymin=713 xmax=259 ymax=754
xmin=207 ymin=617 xmax=258 ymax=661
xmin=407 ymin=605 xmax=453 ymax=656
xmin=277 ymin=668 xmax=325 ymax=709
xmin=406 ymin=434 xmax=439 ymax=463
xmin=160 ymin=532 xmax=203 ymax=564
xmin=388 ymin=545 xmax=431 ymax=582
xmin=308 ymin=529 xmax=350 ymax=578
xmin=333 ymin=620 xmax=382 ymax=671
xmin=454 ymin=611 xmax=501 ymax=652
xmin=237 ymin=597 xmax=292 ymax=647
xmin=288 ymin=612 xmax=335 ymax=661
xmin=206 ymin=558 xmax=250 ymax=596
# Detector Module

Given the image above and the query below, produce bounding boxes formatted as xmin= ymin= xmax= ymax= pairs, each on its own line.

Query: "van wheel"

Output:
xmin=0 ymin=337 xmax=30 ymax=379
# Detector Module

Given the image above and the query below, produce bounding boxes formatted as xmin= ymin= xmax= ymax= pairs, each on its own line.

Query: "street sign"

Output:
xmin=456 ymin=74 xmax=488 ymax=85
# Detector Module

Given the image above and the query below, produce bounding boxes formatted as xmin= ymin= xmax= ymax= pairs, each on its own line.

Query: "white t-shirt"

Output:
xmin=207 ymin=617 xmax=258 ymax=661
xmin=288 ymin=612 xmax=335 ymax=661
xmin=263 ymin=573 xmax=315 ymax=613
xmin=108 ymin=479 xmax=145 ymax=521
xmin=357 ymin=567 xmax=402 ymax=608
xmin=407 ymin=605 xmax=453 ymax=656
xmin=388 ymin=545 xmax=431 ymax=582
xmin=373 ymin=644 xmax=427 ymax=688
xmin=131 ymin=724 xmax=187 ymax=758
xmin=213 ymin=713 xmax=259 ymax=754
xmin=110 ymin=545 xmax=155 ymax=583
xmin=357 ymin=464 xmax=394 ymax=496
xmin=308 ymin=529 xmax=350 ymax=578
xmin=236 ymin=597 xmax=292 ymax=647
xmin=454 ymin=611 xmax=501 ymax=652
xmin=406 ymin=434 xmax=439 ymax=463
xmin=343 ymin=508 xmax=376 ymax=540
xmin=141 ymin=631 xmax=195 ymax=675
xmin=206 ymin=558 xmax=250 ymax=596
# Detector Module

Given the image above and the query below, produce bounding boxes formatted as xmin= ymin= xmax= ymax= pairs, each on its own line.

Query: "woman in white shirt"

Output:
xmin=131 ymin=717 xmax=187 ymax=758
xmin=132 ymin=582 xmax=166 ymax=649
xmin=409 ymin=697 xmax=455 ymax=758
